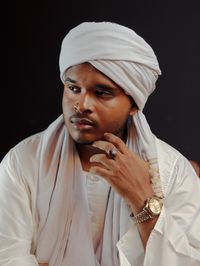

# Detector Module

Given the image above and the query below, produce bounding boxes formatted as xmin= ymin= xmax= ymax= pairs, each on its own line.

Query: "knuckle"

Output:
xmin=113 ymin=167 xmax=121 ymax=176
xmin=97 ymin=154 xmax=106 ymax=163
xmin=105 ymin=145 xmax=114 ymax=154
xmin=120 ymin=154 xmax=127 ymax=162
xmin=114 ymin=139 xmax=121 ymax=147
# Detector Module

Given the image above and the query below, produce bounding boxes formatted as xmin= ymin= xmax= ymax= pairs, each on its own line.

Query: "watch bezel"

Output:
xmin=145 ymin=196 xmax=163 ymax=216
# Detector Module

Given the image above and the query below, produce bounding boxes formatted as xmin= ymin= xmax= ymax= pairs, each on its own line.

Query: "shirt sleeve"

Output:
xmin=0 ymin=150 xmax=38 ymax=266
xmin=117 ymin=155 xmax=200 ymax=266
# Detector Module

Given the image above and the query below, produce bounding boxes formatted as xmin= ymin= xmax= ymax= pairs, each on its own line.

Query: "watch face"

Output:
xmin=149 ymin=198 xmax=162 ymax=215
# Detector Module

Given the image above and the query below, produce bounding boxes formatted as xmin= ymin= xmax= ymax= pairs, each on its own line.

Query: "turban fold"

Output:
xmin=59 ymin=21 xmax=161 ymax=110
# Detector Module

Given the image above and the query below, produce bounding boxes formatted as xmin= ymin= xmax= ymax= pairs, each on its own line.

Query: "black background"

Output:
xmin=1 ymin=1 xmax=200 ymax=161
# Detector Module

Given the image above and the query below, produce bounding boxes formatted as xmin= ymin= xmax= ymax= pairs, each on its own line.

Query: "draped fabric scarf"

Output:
xmin=36 ymin=22 xmax=163 ymax=265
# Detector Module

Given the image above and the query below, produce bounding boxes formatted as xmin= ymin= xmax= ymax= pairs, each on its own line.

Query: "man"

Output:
xmin=0 ymin=22 xmax=200 ymax=266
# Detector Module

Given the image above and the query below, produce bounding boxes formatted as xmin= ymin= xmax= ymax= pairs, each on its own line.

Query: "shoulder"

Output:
xmin=155 ymin=137 xmax=191 ymax=168
xmin=0 ymin=131 xmax=44 ymax=190
xmin=156 ymin=137 xmax=182 ymax=160
xmin=8 ymin=131 xmax=44 ymax=165
xmin=1 ymin=115 xmax=65 ymax=184
xmin=155 ymin=137 xmax=196 ymax=195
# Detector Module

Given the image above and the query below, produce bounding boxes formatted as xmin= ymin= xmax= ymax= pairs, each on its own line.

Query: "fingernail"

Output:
xmin=92 ymin=141 xmax=98 ymax=146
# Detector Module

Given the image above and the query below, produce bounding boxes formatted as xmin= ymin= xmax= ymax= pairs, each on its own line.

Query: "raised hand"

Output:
xmin=89 ymin=132 xmax=154 ymax=214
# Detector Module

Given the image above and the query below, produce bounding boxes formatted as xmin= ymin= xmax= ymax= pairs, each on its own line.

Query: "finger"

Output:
xmin=103 ymin=133 xmax=128 ymax=154
xmin=90 ymin=154 xmax=116 ymax=169
xmin=90 ymin=166 xmax=114 ymax=183
xmin=92 ymin=140 xmax=119 ymax=155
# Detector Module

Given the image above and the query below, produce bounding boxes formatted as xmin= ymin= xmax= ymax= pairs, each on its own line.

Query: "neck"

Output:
xmin=76 ymin=143 xmax=105 ymax=172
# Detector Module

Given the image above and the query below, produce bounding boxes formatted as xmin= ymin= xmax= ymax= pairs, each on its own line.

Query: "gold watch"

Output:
xmin=130 ymin=196 xmax=163 ymax=224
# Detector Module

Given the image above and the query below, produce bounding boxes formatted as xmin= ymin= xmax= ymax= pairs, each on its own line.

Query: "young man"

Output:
xmin=0 ymin=22 xmax=200 ymax=266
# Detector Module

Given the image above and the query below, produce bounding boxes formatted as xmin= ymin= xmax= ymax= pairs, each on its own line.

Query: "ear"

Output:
xmin=129 ymin=106 xmax=138 ymax=116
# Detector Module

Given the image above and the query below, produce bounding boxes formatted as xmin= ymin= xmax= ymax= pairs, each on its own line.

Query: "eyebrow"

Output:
xmin=64 ymin=77 xmax=76 ymax=83
xmin=95 ymin=84 xmax=118 ymax=91
xmin=64 ymin=77 xmax=119 ymax=91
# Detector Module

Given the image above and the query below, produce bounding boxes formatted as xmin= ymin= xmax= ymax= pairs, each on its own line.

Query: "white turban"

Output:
xmin=59 ymin=21 xmax=161 ymax=110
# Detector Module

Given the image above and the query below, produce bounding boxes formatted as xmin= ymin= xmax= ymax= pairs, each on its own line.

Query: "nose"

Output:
xmin=76 ymin=93 xmax=94 ymax=114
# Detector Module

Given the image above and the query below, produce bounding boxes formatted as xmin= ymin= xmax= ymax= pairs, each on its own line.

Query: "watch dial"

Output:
xmin=149 ymin=198 xmax=161 ymax=214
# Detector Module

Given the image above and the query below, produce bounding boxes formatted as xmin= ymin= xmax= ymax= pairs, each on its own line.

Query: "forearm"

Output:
xmin=128 ymin=188 xmax=160 ymax=248
xmin=137 ymin=216 xmax=158 ymax=248
xmin=129 ymin=200 xmax=159 ymax=248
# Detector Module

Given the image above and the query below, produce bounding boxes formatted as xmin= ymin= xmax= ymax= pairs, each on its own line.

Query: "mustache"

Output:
xmin=69 ymin=113 xmax=97 ymax=126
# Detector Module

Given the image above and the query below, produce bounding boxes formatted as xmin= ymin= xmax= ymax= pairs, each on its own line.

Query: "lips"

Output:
xmin=70 ymin=117 xmax=95 ymax=129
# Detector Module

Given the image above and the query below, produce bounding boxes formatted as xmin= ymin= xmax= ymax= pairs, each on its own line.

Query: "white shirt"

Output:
xmin=0 ymin=133 xmax=200 ymax=266
xmin=84 ymin=171 xmax=110 ymax=251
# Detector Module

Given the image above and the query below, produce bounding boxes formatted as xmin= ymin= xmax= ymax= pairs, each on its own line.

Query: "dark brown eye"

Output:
xmin=68 ymin=85 xmax=80 ymax=93
xmin=95 ymin=89 xmax=112 ymax=97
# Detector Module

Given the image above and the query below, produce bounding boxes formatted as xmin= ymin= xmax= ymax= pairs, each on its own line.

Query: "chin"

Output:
xmin=71 ymin=134 xmax=95 ymax=145
xmin=71 ymin=132 xmax=102 ymax=145
xmin=74 ymin=139 xmax=94 ymax=145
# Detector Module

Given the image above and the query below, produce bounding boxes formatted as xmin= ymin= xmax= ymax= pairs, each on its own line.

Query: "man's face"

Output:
xmin=62 ymin=63 xmax=137 ymax=144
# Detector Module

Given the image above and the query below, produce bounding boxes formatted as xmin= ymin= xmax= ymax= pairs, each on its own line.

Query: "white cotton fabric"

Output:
xmin=84 ymin=171 xmax=110 ymax=251
xmin=0 ymin=127 xmax=200 ymax=266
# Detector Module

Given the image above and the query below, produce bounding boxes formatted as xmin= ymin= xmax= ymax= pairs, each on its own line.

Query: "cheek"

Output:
xmin=100 ymin=109 xmax=130 ymax=131
xmin=62 ymin=95 xmax=73 ymax=113
xmin=62 ymin=88 xmax=76 ymax=105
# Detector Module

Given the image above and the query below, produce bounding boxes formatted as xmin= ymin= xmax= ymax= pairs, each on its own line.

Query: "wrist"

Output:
xmin=130 ymin=196 xmax=163 ymax=224
xmin=128 ymin=192 xmax=154 ymax=215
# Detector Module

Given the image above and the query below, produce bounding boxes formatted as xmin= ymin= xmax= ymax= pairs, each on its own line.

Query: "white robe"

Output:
xmin=0 ymin=125 xmax=200 ymax=265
